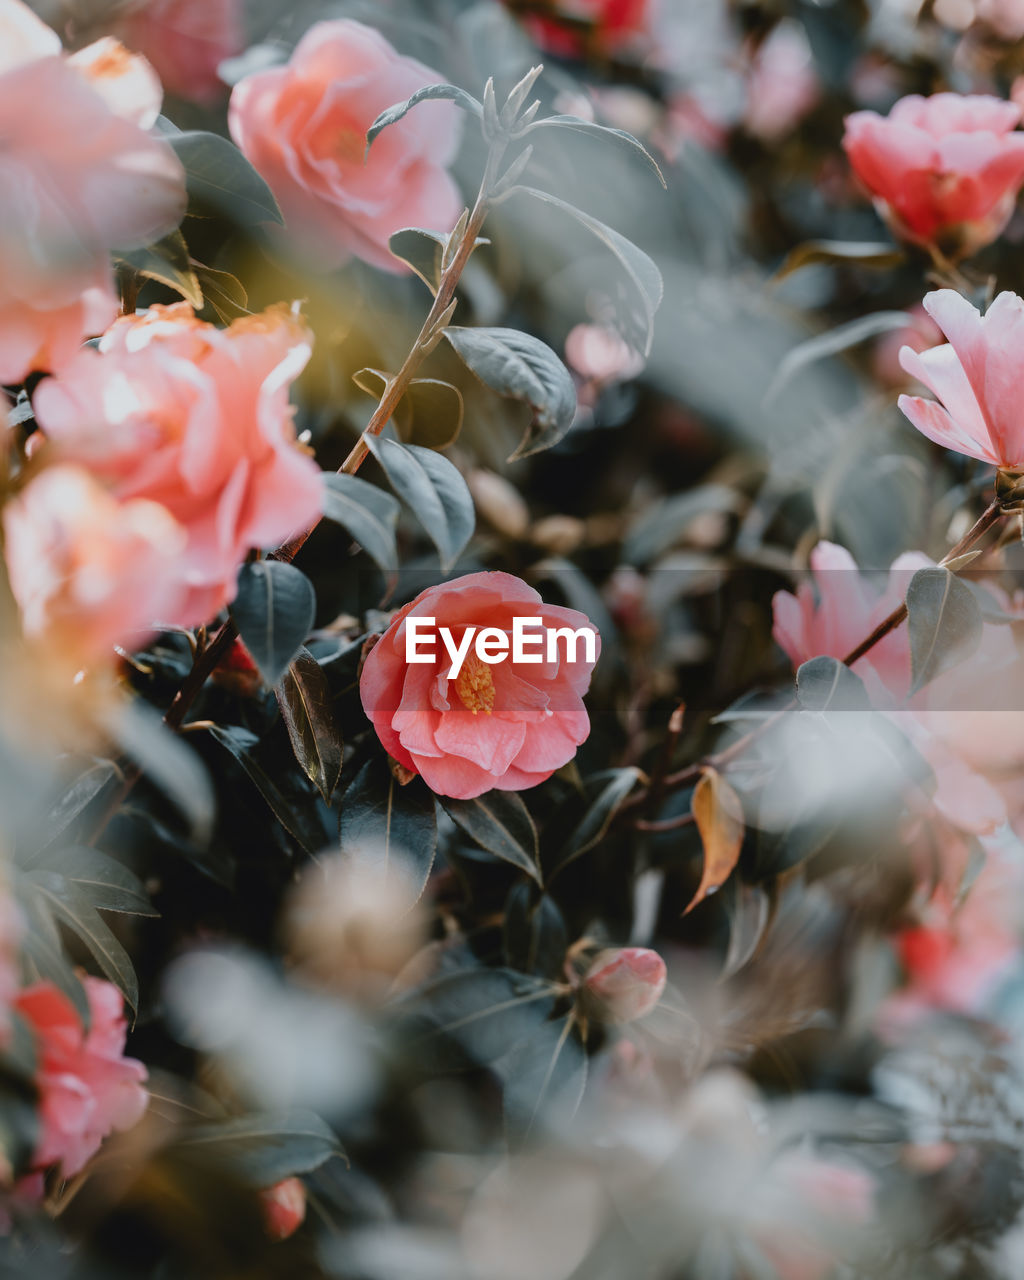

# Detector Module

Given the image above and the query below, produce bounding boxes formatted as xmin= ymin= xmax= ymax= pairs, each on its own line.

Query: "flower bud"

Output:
xmin=260 ymin=1176 xmax=306 ymax=1241
xmin=582 ymin=947 xmax=666 ymax=1023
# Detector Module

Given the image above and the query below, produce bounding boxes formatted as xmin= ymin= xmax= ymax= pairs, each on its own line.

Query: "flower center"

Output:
xmin=454 ymin=651 xmax=495 ymax=716
xmin=335 ymin=125 xmax=365 ymax=164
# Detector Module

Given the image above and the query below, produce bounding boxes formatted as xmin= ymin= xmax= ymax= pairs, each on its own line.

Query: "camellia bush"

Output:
xmin=10 ymin=0 xmax=1024 ymax=1275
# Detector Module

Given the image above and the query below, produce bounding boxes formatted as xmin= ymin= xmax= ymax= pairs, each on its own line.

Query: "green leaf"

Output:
xmin=906 ymin=567 xmax=983 ymax=695
xmin=277 ymin=648 xmax=343 ymax=805
xmin=35 ymin=758 xmax=119 ymax=855
xmin=118 ymin=230 xmax=202 ymax=307
xmin=526 ymin=116 xmax=666 ymax=188
xmin=765 ymin=311 xmax=911 ymax=405
xmin=441 ymin=792 xmax=542 ymax=884
xmin=515 ymin=187 xmax=663 ymax=356
xmin=775 ymin=239 xmax=904 ymax=280
xmin=444 ymin=327 xmax=577 ymax=460
xmin=36 ymin=883 xmax=138 ymax=1012
xmin=548 ymin=767 xmax=642 ymax=878
xmin=18 ymin=895 xmax=90 ymax=1025
xmin=364 ymin=435 xmax=474 ymax=570
xmin=230 ymin=561 xmax=316 ymax=687
xmin=168 ymin=130 xmax=284 ymax=226
xmin=366 ymin=84 xmax=483 ymax=152
xmin=796 ymin=656 xmax=871 ymax=713
xmin=502 ymin=883 xmax=567 ymax=978
xmin=176 ymin=1109 xmax=342 ymax=1186
xmin=401 ymin=379 xmax=465 ymax=450
xmin=389 ymin=228 xmax=445 ymax=293
xmin=339 ymin=759 xmax=438 ymax=901
xmin=194 ymin=263 xmax=248 ymax=323
xmin=321 ymin=472 xmax=400 ymax=573
xmin=207 ymin=725 xmax=324 ymax=853
xmin=496 ymin=1015 xmax=587 ymax=1137
xmin=26 ymin=847 xmax=155 ymax=916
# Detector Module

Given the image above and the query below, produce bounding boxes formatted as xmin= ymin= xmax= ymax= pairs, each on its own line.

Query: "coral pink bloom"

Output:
xmin=15 ymin=977 xmax=148 ymax=1177
xmin=898 ymin=288 xmax=1024 ymax=468
xmin=33 ymin=304 xmax=323 ymax=628
xmin=119 ymin=0 xmax=242 ymax=104
xmin=843 ymin=93 xmax=1024 ymax=253
xmin=260 ymin=1177 xmax=307 ymax=1240
xmin=0 ymin=0 xmax=185 ymax=384
xmin=228 ymin=20 xmax=462 ymax=273
xmin=3 ymin=465 xmax=187 ymax=665
xmin=360 ymin=571 xmax=599 ymax=799
xmin=522 ymin=0 xmax=650 ymax=58
xmin=583 ymin=947 xmax=667 ymax=1022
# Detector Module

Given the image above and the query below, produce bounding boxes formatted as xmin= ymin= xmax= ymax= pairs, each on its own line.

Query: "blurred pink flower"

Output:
xmin=899 ymin=288 xmax=1024 ymax=468
xmin=977 ymin=0 xmax=1024 ymax=39
xmin=873 ymin=304 xmax=943 ymax=387
xmin=522 ymin=0 xmax=651 ymax=58
xmin=565 ymin=324 xmax=644 ymax=383
xmin=744 ymin=22 xmax=820 ymax=143
xmin=33 ymin=304 xmax=322 ymax=628
xmin=119 ymin=0 xmax=242 ymax=104
xmin=15 ymin=976 xmax=148 ymax=1177
xmin=583 ymin=946 xmax=666 ymax=1022
xmin=360 ymin=571 xmax=599 ymax=799
xmin=3 ymin=465 xmax=187 ymax=665
xmin=228 ymin=19 xmax=462 ymax=273
xmin=260 ymin=1177 xmax=306 ymax=1240
xmin=843 ymin=93 xmax=1024 ymax=254
xmin=0 ymin=0 xmax=185 ymax=383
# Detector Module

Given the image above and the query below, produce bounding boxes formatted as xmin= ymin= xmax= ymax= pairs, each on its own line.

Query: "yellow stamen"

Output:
xmin=454 ymin=651 xmax=495 ymax=716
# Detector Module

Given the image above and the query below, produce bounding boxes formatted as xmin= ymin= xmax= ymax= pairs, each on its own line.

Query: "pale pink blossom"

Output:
xmin=873 ymin=304 xmax=943 ymax=388
xmin=15 ymin=976 xmax=148 ymax=1177
xmin=565 ymin=324 xmax=644 ymax=383
xmin=360 ymin=571 xmax=599 ymax=799
xmin=744 ymin=22 xmax=820 ymax=143
xmin=899 ymin=288 xmax=1024 ymax=469
xmin=119 ymin=0 xmax=242 ymax=104
xmin=843 ymin=94 xmax=1024 ymax=253
xmin=33 ymin=304 xmax=323 ymax=628
xmin=3 ymin=465 xmax=187 ymax=665
xmin=583 ymin=946 xmax=666 ymax=1022
xmin=228 ymin=20 xmax=462 ymax=273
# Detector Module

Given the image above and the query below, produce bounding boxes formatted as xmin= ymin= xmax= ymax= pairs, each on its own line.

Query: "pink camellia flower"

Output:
xmin=14 ymin=976 xmax=148 ymax=1178
xmin=360 ymin=571 xmax=599 ymax=799
xmin=842 ymin=93 xmax=1024 ymax=255
xmin=872 ymin=304 xmax=943 ymax=388
xmin=898 ymin=288 xmax=1024 ymax=470
xmin=3 ymin=465 xmax=187 ymax=666
xmin=582 ymin=947 xmax=667 ymax=1022
xmin=228 ymin=20 xmax=462 ymax=273
xmin=0 ymin=0 xmax=185 ymax=384
xmin=118 ymin=0 xmax=242 ymax=104
xmin=521 ymin=0 xmax=651 ymax=59
xmin=260 ymin=1177 xmax=307 ymax=1240
xmin=33 ymin=303 xmax=323 ymax=628
xmin=743 ymin=22 xmax=820 ymax=144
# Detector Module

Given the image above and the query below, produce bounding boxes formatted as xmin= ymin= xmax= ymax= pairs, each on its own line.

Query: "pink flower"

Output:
xmin=0 ymin=1 xmax=185 ymax=383
xmin=360 ymin=571 xmax=599 ymax=799
xmin=898 ymin=288 xmax=1024 ymax=469
xmin=118 ymin=0 xmax=242 ymax=104
xmin=582 ymin=947 xmax=666 ymax=1022
xmin=521 ymin=0 xmax=651 ymax=59
xmin=744 ymin=22 xmax=820 ymax=143
xmin=872 ymin=304 xmax=942 ymax=388
xmin=228 ymin=20 xmax=462 ymax=273
xmin=564 ymin=324 xmax=644 ymax=384
xmin=3 ymin=465 xmax=187 ymax=666
xmin=33 ymin=304 xmax=323 ymax=628
xmin=260 ymin=1177 xmax=306 ymax=1240
xmin=15 ymin=977 xmax=148 ymax=1177
xmin=842 ymin=93 xmax=1024 ymax=254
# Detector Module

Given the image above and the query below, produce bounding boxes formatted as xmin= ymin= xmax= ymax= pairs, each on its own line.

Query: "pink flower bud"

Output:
xmin=582 ymin=947 xmax=666 ymax=1022
xmin=260 ymin=1177 xmax=306 ymax=1241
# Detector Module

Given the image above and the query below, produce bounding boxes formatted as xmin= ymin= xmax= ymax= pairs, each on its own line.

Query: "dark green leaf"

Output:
xmin=496 ymin=1015 xmax=587 ymax=1137
xmin=444 ymin=327 xmax=576 ymax=460
xmin=169 ymin=131 xmax=284 ymax=226
xmin=548 ymin=767 xmax=642 ymax=878
xmin=796 ymin=657 xmax=871 ymax=713
xmin=441 ymin=791 xmax=541 ymax=884
xmin=365 ymin=435 xmax=474 ymax=570
xmin=36 ymin=883 xmax=138 ymax=1012
xmin=176 ymin=1109 xmax=342 ymax=1186
xmin=366 ymin=84 xmax=483 ymax=152
xmin=18 ymin=894 xmax=90 ymax=1025
xmin=321 ymin=472 xmax=400 ymax=574
xmin=207 ymin=726 xmax=324 ymax=854
xmin=389 ymin=228 xmax=444 ymax=293
xmin=765 ymin=312 xmax=911 ymax=405
xmin=277 ymin=648 xmax=343 ymax=804
xmin=503 ymin=883 xmax=567 ymax=978
xmin=34 ymin=758 xmax=119 ymax=856
xmin=401 ymin=379 xmax=464 ymax=450
xmin=230 ymin=560 xmax=316 ymax=687
xmin=27 ymin=847 xmax=155 ymax=916
xmin=339 ymin=759 xmax=438 ymax=900
xmin=118 ymin=230 xmax=202 ymax=307
xmin=526 ymin=116 xmax=666 ymax=188
xmin=906 ymin=567 xmax=983 ymax=695
xmin=515 ymin=187 xmax=663 ymax=356
xmin=195 ymin=263 xmax=248 ymax=323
